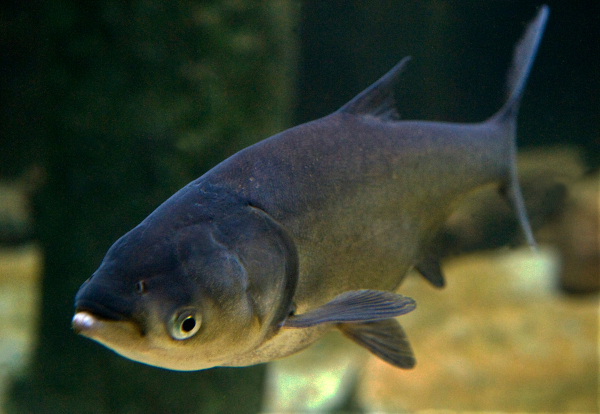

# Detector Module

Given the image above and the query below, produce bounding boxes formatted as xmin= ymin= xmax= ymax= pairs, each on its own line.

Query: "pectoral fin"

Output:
xmin=282 ymin=290 xmax=415 ymax=329
xmin=339 ymin=318 xmax=415 ymax=369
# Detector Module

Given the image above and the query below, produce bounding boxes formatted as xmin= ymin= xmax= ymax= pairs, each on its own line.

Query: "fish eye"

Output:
xmin=170 ymin=309 xmax=201 ymax=340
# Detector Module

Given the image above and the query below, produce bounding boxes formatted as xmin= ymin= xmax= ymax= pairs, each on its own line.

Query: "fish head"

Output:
xmin=73 ymin=186 xmax=297 ymax=370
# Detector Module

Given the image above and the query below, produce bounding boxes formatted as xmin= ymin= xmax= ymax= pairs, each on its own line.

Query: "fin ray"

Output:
xmin=339 ymin=319 xmax=415 ymax=369
xmin=282 ymin=290 xmax=415 ymax=328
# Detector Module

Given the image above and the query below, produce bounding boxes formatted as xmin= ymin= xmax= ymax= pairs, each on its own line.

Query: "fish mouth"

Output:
xmin=73 ymin=298 xmax=147 ymax=337
xmin=72 ymin=311 xmax=146 ymax=344
xmin=74 ymin=299 xmax=126 ymax=322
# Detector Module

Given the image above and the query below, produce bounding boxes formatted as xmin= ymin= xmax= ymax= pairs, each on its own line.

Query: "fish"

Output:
xmin=72 ymin=6 xmax=549 ymax=371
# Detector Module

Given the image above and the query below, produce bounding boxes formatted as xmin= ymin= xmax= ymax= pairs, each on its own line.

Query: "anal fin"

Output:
xmin=339 ymin=318 xmax=415 ymax=369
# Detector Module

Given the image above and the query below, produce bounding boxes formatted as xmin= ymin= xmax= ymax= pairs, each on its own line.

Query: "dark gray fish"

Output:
xmin=72 ymin=6 xmax=549 ymax=371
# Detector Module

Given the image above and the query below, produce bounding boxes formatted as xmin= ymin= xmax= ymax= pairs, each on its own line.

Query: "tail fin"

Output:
xmin=493 ymin=5 xmax=549 ymax=248
xmin=499 ymin=5 xmax=549 ymax=120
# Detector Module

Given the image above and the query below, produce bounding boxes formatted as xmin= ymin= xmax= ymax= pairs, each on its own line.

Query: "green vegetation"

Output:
xmin=4 ymin=1 xmax=297 ymax=413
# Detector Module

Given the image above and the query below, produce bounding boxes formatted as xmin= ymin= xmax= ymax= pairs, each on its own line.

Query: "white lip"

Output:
xmin=72 ymin=311 xmax=98 ymax=333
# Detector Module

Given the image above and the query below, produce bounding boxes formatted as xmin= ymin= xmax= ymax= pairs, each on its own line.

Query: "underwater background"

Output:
xmin=0 ymin=0 xmax=598 ymax=413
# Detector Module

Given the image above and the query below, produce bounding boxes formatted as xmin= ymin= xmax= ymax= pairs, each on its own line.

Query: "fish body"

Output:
xmin=209 ymin=115 xmax=507 ymax=308
xmin=73 ymin=6 xmax=549 ymax=371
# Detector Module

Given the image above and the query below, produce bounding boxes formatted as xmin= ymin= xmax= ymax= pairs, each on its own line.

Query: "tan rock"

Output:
xmin=357 ymin=248 xmax=598 ymax=412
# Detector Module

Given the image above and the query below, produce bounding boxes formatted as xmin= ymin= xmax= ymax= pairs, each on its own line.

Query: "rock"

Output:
xmin=357 ymin=248 xmax=598 ymax=412
xmin=0 ymin=244 xmax=43 ymax=411
xmin=538 ymin=173 xmax=600 ymax=293
xmin=262 ymin=330 xmax=368 ymax=413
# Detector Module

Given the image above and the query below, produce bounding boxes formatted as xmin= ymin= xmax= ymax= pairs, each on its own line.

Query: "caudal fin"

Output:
xmin=494 ymin=5 xmax=549 ymax=248
xmin=499 ymin=5 xmax=549 ymax=120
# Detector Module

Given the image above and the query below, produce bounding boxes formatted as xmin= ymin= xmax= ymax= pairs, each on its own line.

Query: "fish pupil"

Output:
xmin=181 ymin=317 xmax=196 ymax=333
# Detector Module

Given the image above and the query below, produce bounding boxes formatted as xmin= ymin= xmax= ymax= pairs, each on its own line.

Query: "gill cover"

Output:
xmin=174 ymin=189 xmax=299 ymax=344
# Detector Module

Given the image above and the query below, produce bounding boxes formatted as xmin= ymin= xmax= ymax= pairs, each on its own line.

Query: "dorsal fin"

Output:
xmin=338 ymin=56 xmax=411 ymax=121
